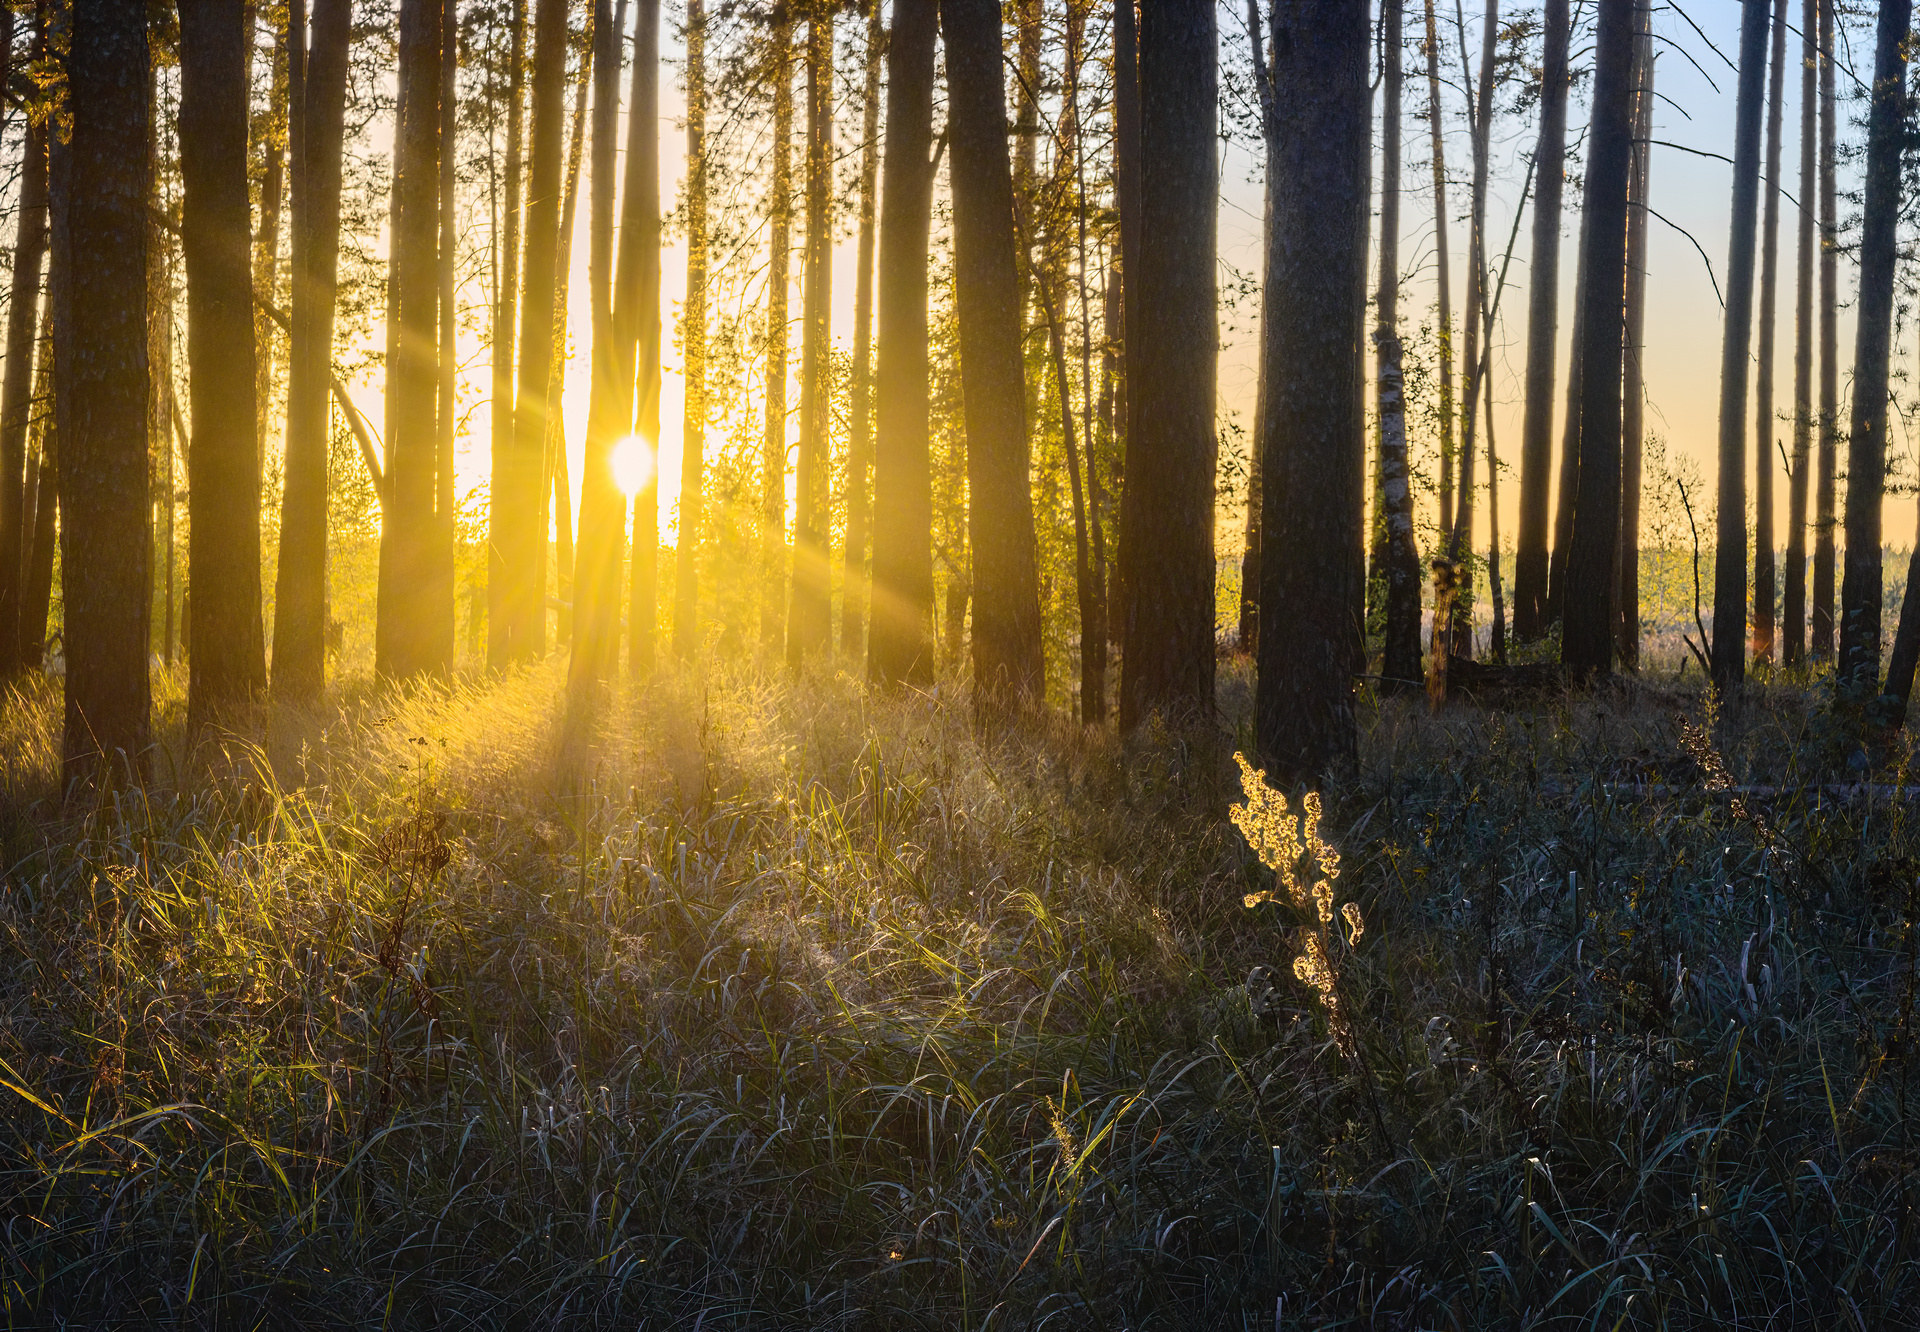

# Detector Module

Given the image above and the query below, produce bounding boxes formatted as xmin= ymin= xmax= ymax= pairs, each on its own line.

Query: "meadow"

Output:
xmin=0 ymin=660 xmax=1915 ymax=1328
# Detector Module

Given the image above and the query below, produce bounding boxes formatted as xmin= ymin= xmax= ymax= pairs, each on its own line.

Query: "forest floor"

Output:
xmin=1 ymin=658 xmax=1917 ymax=1328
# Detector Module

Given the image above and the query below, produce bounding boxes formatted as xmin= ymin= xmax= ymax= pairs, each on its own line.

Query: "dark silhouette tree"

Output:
xmin=489 ymin=0 xmax=527 ymax=658
xmin=787 ymin=3 xmax=834 ymax=664
xmin=1617 ymin=0 xmax=1653 ymax=667
xmin=1421 ymin=0 xmax=1456 ymax=551
xmin=866 ymin=0 xmax=938 ymax=685
xmin=56 ymin=0 xmax=153 ymax=777
xmin=839 ymin=0 xmax=883 ymax=661
xmin=672 ymin=0 xmax=708 ymax=657
xmin=941 ymin=0 xmax=1043 ymax=714
xmin=0 ymin=8 xmax=47 ymax=678
xmin=272 ymin=0 xmax=352 ymax=702
xmin=1117 ymin=0 xmax=1215 ymax=729
xmin=1783 ymin=0 xmax=1815 ymax=665
xmin=1812 ymin=0 xmax=1837 ymax=660
xmin=760 ymin=6 xmax=793 ymax=650
xmin=1752 ymin=0 xmax=1789 ymax=666
xmin=1559 ymin=0 xmax=1634 ymax=677
xmin=1256 ymin=0 xmax=1369 ymax=782
xmin=179 ymin=0 xmax=267 ymax=727
xmin=625 ymin=0 xmax=663 ymax=676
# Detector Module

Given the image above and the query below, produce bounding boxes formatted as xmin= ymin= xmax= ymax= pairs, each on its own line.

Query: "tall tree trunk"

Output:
xmin=430 ymin=0 xmax=458 ymax=670
xmin=1371 ymin=0 xmax=1420 ymax=692
xmin=0 ymin=29 xmax=47 ymax=678
xmin=1811 ymin=0 xmax=1837 ymax=660
xmin=490 ymin=0 xmax=528 ymax=663
xmin=866 ymin=0 xmax=937 ymax=685
xmin=1838 ymin=0 xmax=1910 ymax=697
xmin=839 ymin=0 xmax=882 ymax=661
xmin=1447 ymin=0 xmax=1498 ymax=659
xmin=1486 ymin=349 xmax=1505 ymax=661
xmin=1545 ymin=227 xmax=1586 ymax=624
xmin=57 ymin=0 xmax=153 ymax=776
xmin=1110 ymin=0 xmax=1138 ymax=644
xmin=492 ymin=0 xmax=566 ymax=667
xmin=1422 ymin=0 xmax=1455 ymax=544
xmin=787 ymin=5 xmax=834 ymax=664
xmin=760 ymin=6 xmax=793 ymax=651
xmin=625 ymin=0 xmax=662 ymax=676
xmin=1512 ymin=0 xmax=1568 ymax=640
xmin=1617 ymin=0 xmax=1653 ymax=669
xmin=1706 ymin=0 xmax=1771 ymax=693
xmin=1117 ymin=0 xmax=1215 ymax=729
xmin=1068 ymin=0 xmax=1107 ymax=721
xmin=1257 ymin=0 xmax=1368 ymax=783
xmin=1751 ymin=0 xmax=1788 ymax=666
xmin=1558 ymin=0 xmax=1634 ymax=677
xmin=1784 ymin=0 xmax=1815 ymax=666
xmin=941 ymin=0 xmax=1043 ymax=715
xmin=672 ymin=0 xmax=708 ymax=658
xmin=1242 ymin=160 xmax=1269 ymax=656
xmin=545 ymin=40 xmax=592 ymax=641
xmin=254 ymin=5 xmax=288 ymax=483
xmin=375 ymin=0 xmax=444 ymax=681
xmin=180 ymin=0 xmax=267 ymax=728
xmin=272 ymin=0 xmax=352 ymax=702
xmin=20 ymin=312 xmax=55 ymax=669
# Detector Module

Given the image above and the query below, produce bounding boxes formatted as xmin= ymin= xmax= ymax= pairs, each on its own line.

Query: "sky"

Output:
xmin=331 ymin=0 xmax=1904 ymax=563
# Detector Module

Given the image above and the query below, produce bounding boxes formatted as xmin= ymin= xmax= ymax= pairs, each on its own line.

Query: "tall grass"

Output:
xmin=0 ymin=660 xmax=1916 ymax=1327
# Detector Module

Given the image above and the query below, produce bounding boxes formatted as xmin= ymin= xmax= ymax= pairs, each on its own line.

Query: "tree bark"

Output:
xmin=1422 ymin=0 xmax=1456 ymax=546
xmin=19 ymin=312 xmax=55 ymax=670
xmin=866 ymin=0 xmax=937 ymax=685
xmin=0 ymin=24 xmax=47 ymax=677
xmin=1839 ymin=0 xmax=1910 ymax=697
xmin=1558 ymin=0 xmax=1634 ymax=678
xmin=179 ymin=0 xmax=267 ymax=728
xmin=787 ymin=6 xmax=834 ymax=664
xmin=1117 ymin=0 xmax=1215 ymax=729
xmin=57 ymin=0 xmax=153 ymax=777
xmin=492 ymin=0 xmax=565 ymax=667
xmin=1617 ymin=0 xmax=1653 ymax=669
xmin=430 ymin=0 xmax=458 ymax=670
xmin=1447 ymin=0 xmax=1498 ymax=658
xmin=1784 ymin=0 xmax=1815 ymax=666
xmin=545 ymin=40 xmax=592 ymax=644
xmin=489 ymin=0 xmax=528 ymax=663
xmin=1545 ymin=225 xmax=1586 ymax=625
xmin=254 ymin=5 xmax=289 ymax=486
xmin=1111 ymin=0 xmax=1138 ymax=644
xmin=1512 ymin=0 xmax=1568 ymax=640
xmin=1705 ymin=0 xmax=1771 ymax=693
xmin=624 ymin=0 xmax=662 ymax=676
xmin=1811 ymin=0 xmax=1837 ymax=660
xmin=672 ymin=0 xmax=708 ymax=659
xmin=760 ymin=6 xmax=793 ymax=650
xmin=1067 ymin=0 xmax=1106 ymax=721
xmin=1751 ymin=0 xmax=1788 ymax=666
xmin=1256 ymin=0 xmax=1368 ymax=783
xmin=941 ymin=0 xmax=1044 ymax=716
xmin=272 ymin=0 xmax=352 ymax=702
xmin=839 ymin=0 xmax=883 ymax=662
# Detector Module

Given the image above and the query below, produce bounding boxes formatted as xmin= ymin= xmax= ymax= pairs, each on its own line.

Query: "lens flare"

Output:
xmin=610 ymin=435 xmax=656 ymax=496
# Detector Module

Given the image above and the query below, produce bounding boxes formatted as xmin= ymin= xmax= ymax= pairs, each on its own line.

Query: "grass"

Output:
xmin=0 ymin=658 xmax=1917 ymax=1328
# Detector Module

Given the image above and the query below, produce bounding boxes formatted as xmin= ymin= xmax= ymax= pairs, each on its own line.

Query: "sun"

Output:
xmin=610 ymin=435 xmax=656 ymax=497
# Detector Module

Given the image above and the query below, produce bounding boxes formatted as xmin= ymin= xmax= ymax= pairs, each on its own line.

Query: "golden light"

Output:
xmin=610 ymin=434 xmax=656 ymax=497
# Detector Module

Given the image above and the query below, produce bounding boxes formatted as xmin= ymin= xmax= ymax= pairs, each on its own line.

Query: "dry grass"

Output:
xmin=0 ymin=659 xmax=1916 ymax=1328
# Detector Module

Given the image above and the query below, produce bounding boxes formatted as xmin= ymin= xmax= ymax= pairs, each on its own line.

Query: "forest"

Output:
xmin=2 ymin=0 xmax=1920 ymax=1324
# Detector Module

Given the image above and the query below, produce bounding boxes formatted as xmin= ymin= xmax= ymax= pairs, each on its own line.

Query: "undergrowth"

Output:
xmin=0 ymin=661 xmax=1916 ymax=1328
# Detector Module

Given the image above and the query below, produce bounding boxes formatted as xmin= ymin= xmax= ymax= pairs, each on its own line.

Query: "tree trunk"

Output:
xmin=760 ymin=6 xmax=793 ymax=651
xmin=1811 ymin=0 xmax=1837 ymax=660
xmin=1117 ymin=0 xmax=1215 ymax=729
xmin=1422 ymin=0 xmax=1456 ymax=547
xmin=430 ymin=0 xmax=458 ymax=670
xmin=19 ymin=312 xmax=55 ymax=669
xmin=1837 ymin=0 xmax=1909 ymax=696
xmin=866 ymin=0 xmax=938 ymax=685
xmin=179 ymin=0 xmax=267 ymax=728
xmin=839 ymin=0 xmax=883 ymax=661
xmin=254 ymin=5 xmax=288 ymax=485
xmin=624 ymin=0 xmax=662 ymax=676
xmin=1558 ymin=0 xmax=1634 ymax=678
xmin=787 ymin=6 xmax=834 ymax=664
xmin=1545 ymin=227 xmax=1586 ymax=625
xmin=1447 ymin=0 xmax=1498 ymax=659
xmin=56 ymin=0 xmax=152 ymax=777
xmin=0 ymin=33 xmax=47 ymax=677
xmin=1242 ymin=165 xmax=1268 ymax=656
xmin=545 ymin=40 xmax=592 ymax=643
xmin=1512 ymin=0 xmax=1568 ymax=640
xmin=1617 ymin=0 xmax=1653 ymax=669
xmin=1783 ymin=0 xmax=1815 ymax=666
xmin=272 ymin=0 xmax=352 ymax=702
xmin=1067 ymin=0 xmax=1106 ymax=721
xmin=492 ymin=0 xmax=566 ymax=667
xmin=489 ymin=0 xmax=527 ymax=664
xmin=1256 ymin=0 xmax=1368 ymax=783
xmin=941 ymin=0 xmax=1044 ymax=716
xmin=672 ymin=0 xmax=707 ymax=658
xmin=1705 ymin=0 xmax=1771 ymax=694
xmin=1111 ymin=0 xmax=1138 ymax=645
xmin=1751 ymin=0 xmax=1788 ymax=666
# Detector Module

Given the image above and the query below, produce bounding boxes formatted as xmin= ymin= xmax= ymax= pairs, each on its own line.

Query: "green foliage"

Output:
xmin=1 ymin=666 xmax=1918 ymax=1326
